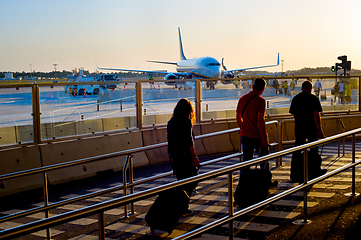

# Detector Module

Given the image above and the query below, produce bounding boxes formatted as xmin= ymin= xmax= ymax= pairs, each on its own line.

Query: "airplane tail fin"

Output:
xmin=178 ymin=27 xmax=187 ymax=60
xmin=277 ymin=52 xmax=280 ymax=66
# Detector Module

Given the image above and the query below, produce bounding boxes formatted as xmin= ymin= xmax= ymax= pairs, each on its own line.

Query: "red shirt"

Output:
xmin=236 ymin=90 xmax=266 ymax=138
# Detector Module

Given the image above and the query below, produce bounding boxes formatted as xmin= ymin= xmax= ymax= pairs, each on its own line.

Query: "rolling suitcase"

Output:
xmin=290 ymin=150 xmax=324 ymax=183
xmin=234 ymin=166 xmax=272 ymax=207
xmin=145 ymin=188 xmax=190 ymax=234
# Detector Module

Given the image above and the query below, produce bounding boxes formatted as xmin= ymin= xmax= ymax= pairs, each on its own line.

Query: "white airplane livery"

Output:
xmin=97 ymin=28 xmax=279 ymax=85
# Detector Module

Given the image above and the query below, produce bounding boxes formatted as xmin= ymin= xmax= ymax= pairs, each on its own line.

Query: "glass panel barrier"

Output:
xmin=201 ymin=79 xmax=241 ymax=121
xmin=142 ymin=80 xmax=195 ymax=127
xmin=40 ymin=81 xmax=137 ymax=140
xmin=0 ymin=86 xmax=33 ymax=145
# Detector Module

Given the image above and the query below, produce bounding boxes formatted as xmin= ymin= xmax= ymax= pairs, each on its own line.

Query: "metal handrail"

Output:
xmin=0 ymin=120 xmax=278 ymax=234
xmin=122 ymin=154 xmax=135 ymax=218
xmin=0 ymin=120 xmax=277 ymax=226
xmin=277 ymin=115 xmax=352 ymax=165
xmin=1 ymin=127 xmax=360 ymax=239
xmin=0 ymin=120 xmax=278 ymax=182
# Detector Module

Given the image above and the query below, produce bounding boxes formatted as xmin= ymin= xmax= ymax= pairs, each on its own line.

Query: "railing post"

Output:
xmin=277 ymin=120 xmax=284 ymax=165
xmin=195 ymin=79 xmax=202 ymax=123
xmin=122 ymin=155 xmax=130 ymax=218
xmin=345 ymin=134 xmax=360 ymax=197
xmin=32 ymin=85 xmax=42 ymax=144
xmin=359 ymin=77 xmax=361 ymax=112
xmin=98 ymin=211 xmax=105 ymax=240
xmin=337 ymin=119 xmax=341 ymax=157
xmin=130 ymin=155 xmax=136 ymax=215
xmin=228 ymin=172 xmax=234 ymax=240
xmin=274 ymin=121 xmax=279 ymax=166
xmin=38 ymin=144 xmax=51 ymax=240
xmin=352 ymin=134 xmax=356 ymax=195
xmin=293 ymin=149 xmax=310 ymax=225
xmin=303 ymin=150 xmax=308 ymax=223
xmin=239 ymin=130 xmax=242 ymax=162
xmin=136 ymin=81 xmax=143 ymax=129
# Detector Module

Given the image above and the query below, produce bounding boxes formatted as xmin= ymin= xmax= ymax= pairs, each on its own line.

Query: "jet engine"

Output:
xmin=164 ymin=73 xmax=178 ymax=85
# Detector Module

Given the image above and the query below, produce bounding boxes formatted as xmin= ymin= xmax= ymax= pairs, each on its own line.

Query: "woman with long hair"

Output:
xmin=167 ymin=98 xmax=199 ymax=216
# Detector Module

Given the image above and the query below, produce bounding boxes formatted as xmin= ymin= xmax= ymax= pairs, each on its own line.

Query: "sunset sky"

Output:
xmin=1 ymin=0 xmax=360 ymax=73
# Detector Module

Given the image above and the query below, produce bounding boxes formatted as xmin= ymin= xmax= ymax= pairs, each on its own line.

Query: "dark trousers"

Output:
xmin=170 ymin=153 xmax=198 ymax=204
xmin=241 ymin=136 xmax=269 ymax=171
xmin=295 ymin=124 xmax=318 ymax=153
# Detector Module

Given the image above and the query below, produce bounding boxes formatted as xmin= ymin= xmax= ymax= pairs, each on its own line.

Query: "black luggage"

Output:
xmin=290 ymin=150 xmax=324 ymax=183
xmin=278 ymin=88 xmax=283 ymax=94
xmin=145 ymin=188 xmax=190 ymax=234
xmin=234 ymin=167 xmax=272 ymax=207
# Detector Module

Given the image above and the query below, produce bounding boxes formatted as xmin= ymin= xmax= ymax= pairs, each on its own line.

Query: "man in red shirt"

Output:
xmin=236 ymin=78 xmax=268 ymax=164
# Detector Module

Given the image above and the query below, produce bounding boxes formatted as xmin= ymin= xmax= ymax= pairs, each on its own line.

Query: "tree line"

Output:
xmin=1 ymin=66 xmax=360 ymax=79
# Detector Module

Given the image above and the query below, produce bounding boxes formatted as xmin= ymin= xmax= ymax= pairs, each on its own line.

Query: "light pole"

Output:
xmin=281 ymin=59 xmax=284 ymax=73
xmin=53 ymin=63 xmax=57 ymax=80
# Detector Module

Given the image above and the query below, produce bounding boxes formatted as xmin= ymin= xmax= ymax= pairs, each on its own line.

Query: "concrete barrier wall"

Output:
xmin=194 ymin=124 xmax=207 ymax=156
xmin=0 ymin=146 xmax=43 ymax=197
xmin=142 ymin=127 xmax=168 ymax=164
xmin=228 ymin=121 xmax=240 ymax=151
xmin=103 ymin=117 xmax=132 ymax=132
xmin=0 ymin=126 xmax=17 ymax=145
xmin=42 ymin=131 xmax=147 ymax=185
xmin=200 ymin=122 xmax=234 ymax=154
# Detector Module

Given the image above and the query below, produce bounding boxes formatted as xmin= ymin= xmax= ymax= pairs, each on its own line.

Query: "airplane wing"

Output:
xmin=226 ymin=53 xmax=280 ymax=72
xmin=97 ymin=66 xmax=170 ymax=75
xmin=96 ymin=64 xmax=192 ymax=78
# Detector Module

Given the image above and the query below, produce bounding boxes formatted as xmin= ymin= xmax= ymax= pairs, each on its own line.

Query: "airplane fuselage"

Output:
xmin=176 ymin=57 xmax=221 ymax=79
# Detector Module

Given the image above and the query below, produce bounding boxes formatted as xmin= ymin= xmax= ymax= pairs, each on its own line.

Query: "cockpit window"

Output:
xmin=206 ymin=63 xmax=220 ymax=67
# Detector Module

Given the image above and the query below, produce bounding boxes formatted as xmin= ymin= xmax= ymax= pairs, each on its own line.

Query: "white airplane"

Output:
xmin=97 ymin=27 xmax=279 ymax=86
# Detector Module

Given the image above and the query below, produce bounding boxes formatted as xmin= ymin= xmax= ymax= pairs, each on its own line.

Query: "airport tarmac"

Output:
xmin=0 ymin=78 xmax=354 ymax=128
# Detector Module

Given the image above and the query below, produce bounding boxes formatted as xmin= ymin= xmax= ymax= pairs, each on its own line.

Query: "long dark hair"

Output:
xmin=172 ymin=98 xmax=196 ymax=124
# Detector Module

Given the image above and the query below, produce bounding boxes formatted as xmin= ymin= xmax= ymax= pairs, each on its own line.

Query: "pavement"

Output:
xmin=1 ymin=140 xmax=361 ymax=239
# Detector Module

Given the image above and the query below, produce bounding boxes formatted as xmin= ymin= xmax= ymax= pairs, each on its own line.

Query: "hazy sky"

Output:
xmin=1 ymin=0 xmax=360 ymax=73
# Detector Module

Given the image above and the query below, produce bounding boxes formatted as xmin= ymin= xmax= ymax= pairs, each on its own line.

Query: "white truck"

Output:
xmin=65 ymin=69 xmax=121 ymax=95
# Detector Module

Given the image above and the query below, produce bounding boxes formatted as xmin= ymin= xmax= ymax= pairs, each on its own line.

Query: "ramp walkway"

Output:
xmin=1 ymin=139 xmax=361 ymax=240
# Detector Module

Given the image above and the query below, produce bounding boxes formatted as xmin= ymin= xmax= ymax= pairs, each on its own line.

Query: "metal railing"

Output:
xmin=0 ymin=120 xmax=278 ymax=239
xmin=1 ymin=127 xmax=360 ymax=240
xmin=277 ymin=115 xmax=350 ymax=165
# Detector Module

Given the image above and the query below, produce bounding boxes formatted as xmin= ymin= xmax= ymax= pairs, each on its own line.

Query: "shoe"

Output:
xmin=150 ymin=229 xmax=169 ymax=237
xmin=181 ymin=209 xmax=193 ymax=218
xmin=270 ymin=180 xmax=278 ymax=188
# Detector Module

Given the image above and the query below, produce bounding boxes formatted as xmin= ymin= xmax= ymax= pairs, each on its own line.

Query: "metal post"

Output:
xmin=32 ymin=85 xmax=41 ymax=144
xmin=303 ymin=150 xmax=308 ymax=223
xmin=120 ymin=100 xmax=123 ymax=112
xmin=277 ymin=121 xmax=284 ymax=165
xmin=136 ymin=81 xmax=143 ymax=129
xmin=239 ymin=131 xmax=242 ymax=162
xmin=359 ymin=77 xmax=361 ymax=112
xmin=345 ymin=134 xmax=360 ymax=197
xmin=97 ymin=100 xmax=99 ymax=111
xmin=275 ymin=122 xmax=279 ymax=165
xmin=38 ymin=146 xmax=51 ymax=240
xmin=98 ymin=212 xmax=105 ymax=240
xmin=352 ymin=134 xmax=356 ymax=195
xmin=228 ymin=172 xmax=234 ymax=240
xmin=294 ymin=149 xmax=310 ymax=225
xmin=195 ymin=79 xmax=202 ymax=123
xmin=337 ymin=119 xmax=341 ymax=157
xmin=122 ymin=154 xmax=132 ymax=218
xmin=130 ymin=155 xmax=135 ymax=215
